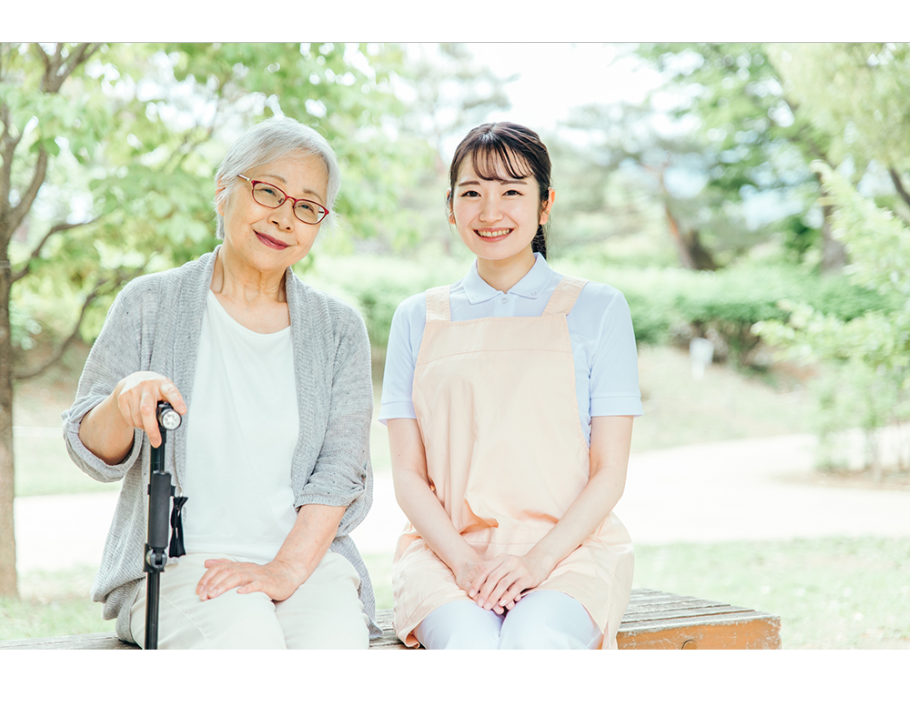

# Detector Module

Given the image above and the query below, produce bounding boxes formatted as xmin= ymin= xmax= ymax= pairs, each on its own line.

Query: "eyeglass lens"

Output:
xmin=251 ymin=183 xmax=325 ymax=224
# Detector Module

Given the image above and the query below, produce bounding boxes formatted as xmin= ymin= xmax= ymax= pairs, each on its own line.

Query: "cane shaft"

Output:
xmin=144 ymin=404 xmax=183 ymax=651
xmin=145 ymin=570 xmax=160 ymax=650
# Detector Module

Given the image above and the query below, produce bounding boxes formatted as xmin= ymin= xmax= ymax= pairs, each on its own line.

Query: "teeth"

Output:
xmin=477 ymin=230 xmax=511 ymax=238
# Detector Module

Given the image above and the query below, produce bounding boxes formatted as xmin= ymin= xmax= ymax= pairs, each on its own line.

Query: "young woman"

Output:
xmin=379 ymin=122 xmax=643 ymax=649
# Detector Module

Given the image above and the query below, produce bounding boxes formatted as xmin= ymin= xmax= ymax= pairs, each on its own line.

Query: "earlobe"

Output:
xmin=446 ymin=189 xmax=455 ymax=224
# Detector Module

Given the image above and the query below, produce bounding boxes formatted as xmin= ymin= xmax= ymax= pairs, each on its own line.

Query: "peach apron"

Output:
xmin=392 ymin=276 xmax=634 ymax=649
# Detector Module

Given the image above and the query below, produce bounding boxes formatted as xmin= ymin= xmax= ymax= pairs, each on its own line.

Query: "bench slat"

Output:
xmin=621 ymin=605 xmax=765 ymax=624
xmin=0 ymin=633 xmax=136 ymax=650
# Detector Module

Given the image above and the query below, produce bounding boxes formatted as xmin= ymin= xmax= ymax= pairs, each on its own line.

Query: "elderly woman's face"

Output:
xmin=218 ymin=152 xmax=329 ymax=274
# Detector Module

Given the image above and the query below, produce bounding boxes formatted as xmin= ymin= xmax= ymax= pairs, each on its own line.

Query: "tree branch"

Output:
xmin=889 ymin=167 xmax=910 ymax=212
xmin=7 ymin=146 xmax=49 ymax=235
xmin=0 ymin=103 xmax=13 ymax=224
xmin=46 ymin=43 xmax=101 ymax=93
xmin=159 ymin=130 xmax=194 ymax=172
xmin=40 ymin=44 xmax=63 ymax=92
xmin=170 ymin=117 xmax=219 ymax=172
xmin=12 ymin=266 xmax=139 ymax=381
xmin=11 ymin=215 xmax=104 ymax=283
xmin=32 ymin=43 xmax=49 ymax=69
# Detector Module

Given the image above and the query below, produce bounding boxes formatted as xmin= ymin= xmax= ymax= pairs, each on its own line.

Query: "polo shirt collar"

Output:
xmin=462 ymin=252 xmax=554 ymax=305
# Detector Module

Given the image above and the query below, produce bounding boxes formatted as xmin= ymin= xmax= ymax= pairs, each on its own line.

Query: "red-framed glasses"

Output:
xmin=237 ymin=174 xmax=330 ymax=225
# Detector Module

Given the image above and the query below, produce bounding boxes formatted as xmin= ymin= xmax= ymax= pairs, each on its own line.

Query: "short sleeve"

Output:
xmin=378 ymin=293 xmax=425 ymax=424
xmin=590 ymin=292 xmax=644 ymax=417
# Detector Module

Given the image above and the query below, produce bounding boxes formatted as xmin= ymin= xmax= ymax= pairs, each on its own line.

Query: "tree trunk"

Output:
xmin=819 ymin=202 xmax=847 ymax=273
xmin=888 ymin=167 xmax=910 ymax=213
xmin=664 ymin=204 xmax=718 ymax=271
xmin=814 ymin=169 xmax=847 ymax=274
xmin=0 ymin=260 xmax=18 ymax=598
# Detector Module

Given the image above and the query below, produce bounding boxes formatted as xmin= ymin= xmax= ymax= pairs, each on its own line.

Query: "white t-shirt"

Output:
xmin=182 ymin=291 xmax=299 ymax=564
xmin=379 ymin=253 xmax=643 ymax=445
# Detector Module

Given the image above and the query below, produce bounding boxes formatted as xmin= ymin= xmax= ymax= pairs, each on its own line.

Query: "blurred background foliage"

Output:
xmin=3 ymin=41 xmax=910 ymax=474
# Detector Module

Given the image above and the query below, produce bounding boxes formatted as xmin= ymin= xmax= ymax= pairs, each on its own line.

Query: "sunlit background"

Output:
xmin=2 ymin=42 xmax=909 ymax=650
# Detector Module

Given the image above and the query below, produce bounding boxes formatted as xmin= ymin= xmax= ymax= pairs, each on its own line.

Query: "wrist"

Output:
xmin=447 ymin=544 xmax=481 ymax=575
xmin=105 ymin=384 xmax=131 ymax=431
xmin=525 ymin=547 xmax=557 ymax=577
xmin=272 ymin=556 xmax=309 ymax=587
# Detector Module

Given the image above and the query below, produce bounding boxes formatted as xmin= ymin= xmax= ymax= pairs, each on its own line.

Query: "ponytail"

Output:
xmin=531 ymin=224 xmax=547 ymax=259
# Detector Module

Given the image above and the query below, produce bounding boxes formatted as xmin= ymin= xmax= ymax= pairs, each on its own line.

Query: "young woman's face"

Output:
xmin=449 ymin=154 xmax=553 ymax=263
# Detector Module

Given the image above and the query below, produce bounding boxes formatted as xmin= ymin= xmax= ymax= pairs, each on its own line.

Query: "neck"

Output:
xmin=475 ymin=246 xmax=537 ymax=293
xmin=211 ymin=243 xmax=286 ymax=304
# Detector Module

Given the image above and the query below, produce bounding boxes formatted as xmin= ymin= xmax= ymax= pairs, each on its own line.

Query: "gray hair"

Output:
xmin=214 ymin=116 xmax=341 ymax=240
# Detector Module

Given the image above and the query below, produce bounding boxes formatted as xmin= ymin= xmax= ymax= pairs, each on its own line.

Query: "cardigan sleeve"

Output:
xmin=60 ymin=279 xmax=151 ymax=482
xmin=294 ymin=303 xmax=373 ymax=536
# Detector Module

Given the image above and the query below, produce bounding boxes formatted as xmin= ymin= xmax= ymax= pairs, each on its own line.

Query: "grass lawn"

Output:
xmin=0 ymin=566 xmax=108 ymax=641
xmin=630 ymin=344 xmax=812 ymax=452
xmin=632 ymin=537 xmax=910 ymax=649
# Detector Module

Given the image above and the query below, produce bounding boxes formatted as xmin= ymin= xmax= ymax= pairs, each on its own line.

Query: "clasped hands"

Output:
xmin=454 ymin=553 xmax=551 ymax=615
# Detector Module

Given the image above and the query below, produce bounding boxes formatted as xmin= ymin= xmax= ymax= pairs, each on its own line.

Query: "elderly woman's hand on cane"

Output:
xmin=80 ymin=372 xmax=187 ymax=463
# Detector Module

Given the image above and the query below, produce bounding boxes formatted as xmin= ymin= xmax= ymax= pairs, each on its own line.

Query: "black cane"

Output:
xmin=143 ymin=401 xmax=183 ymax=650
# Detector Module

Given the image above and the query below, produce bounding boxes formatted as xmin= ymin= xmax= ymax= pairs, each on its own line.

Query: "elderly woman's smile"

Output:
xmin=255 ymin=231 xmax=289 ymax=250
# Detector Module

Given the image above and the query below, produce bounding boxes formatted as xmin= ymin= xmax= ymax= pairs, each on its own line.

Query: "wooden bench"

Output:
xmin=0 ymin=588 xmax=780 ymax=650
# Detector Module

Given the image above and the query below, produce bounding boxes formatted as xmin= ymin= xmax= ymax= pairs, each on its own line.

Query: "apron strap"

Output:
xmin=425 ymin=285 xmax=451 ymax=322
xmin=542 ymin=276 xmax=587 ymax=316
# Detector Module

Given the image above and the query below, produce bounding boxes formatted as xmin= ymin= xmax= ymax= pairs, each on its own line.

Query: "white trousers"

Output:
xmin=415 ymin=590 xmax=603 ymax=650
xmin=129 ymin=551 xmax=370 ymax=649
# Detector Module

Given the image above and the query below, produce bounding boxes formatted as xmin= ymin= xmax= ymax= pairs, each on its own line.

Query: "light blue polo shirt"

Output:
xmin=378 ymin=253 xmax=643 ymax=445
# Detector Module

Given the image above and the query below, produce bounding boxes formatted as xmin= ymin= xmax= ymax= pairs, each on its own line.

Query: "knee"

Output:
xmin=498 ymin=624 xmax=587 ymax=650
xmin=287 ymin=614 xmax=371 ymax=650
xmin=498 ymin=593 xmax=601 ymax=650
xmin=206 ymin=602 xmax=287 ymax=649
xmin=429 ymin=629 xmax=500 ymax=650
xmin=415 ymin=601 xmax=502 ymax=650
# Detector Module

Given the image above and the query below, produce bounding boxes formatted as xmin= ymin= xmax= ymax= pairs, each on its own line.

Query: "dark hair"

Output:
xmin=447 ymin=122 xmax=552 ymax=258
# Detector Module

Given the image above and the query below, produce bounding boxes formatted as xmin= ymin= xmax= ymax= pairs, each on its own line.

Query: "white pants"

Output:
xmin=415 ymin=590 xmax=603 ymax=650
xmin=129 ymin=551 xmax=370 ymax=649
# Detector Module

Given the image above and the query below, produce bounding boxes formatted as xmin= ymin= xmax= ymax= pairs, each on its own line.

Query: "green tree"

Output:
xmin=565 ymin=44 xmax=848 ymax=271
xmin=754 ymin=163 xmax=910 ymax=474
xmin=752 ymin=44 xmax=910 ymax=474
xmin=768 ymin=43 xmax=910 ymax=215
xmin=0 ymin=42 xmax=410 ymax=599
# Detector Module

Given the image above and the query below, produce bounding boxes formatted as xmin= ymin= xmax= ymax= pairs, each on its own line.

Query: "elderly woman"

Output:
xmin=62 ymin=116 xmax=378 ymax=649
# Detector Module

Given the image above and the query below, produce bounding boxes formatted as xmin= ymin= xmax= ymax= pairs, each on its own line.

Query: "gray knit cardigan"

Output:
xmin=62 ymin=247 xmax=381 ymax=641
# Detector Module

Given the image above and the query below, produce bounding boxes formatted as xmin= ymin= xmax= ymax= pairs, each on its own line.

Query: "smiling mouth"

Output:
xmin=475 ymin=229 xmax=513 ymax=240
xmin=256 ymin=232 xmax=289 ymax=250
